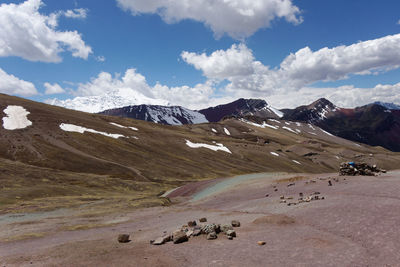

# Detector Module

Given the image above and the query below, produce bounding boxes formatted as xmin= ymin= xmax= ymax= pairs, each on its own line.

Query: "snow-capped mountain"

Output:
xmin=374 ymin=101 xmax=400 ymax=110
xmin=198 ymin=98 xmax=283 ymax=122
xmin=101 ymin=105 xmax=208 ymax=125
xmin=282 ymin=98 xmax=339 ymax=123
xmin=48 ymin=88 xmax=169 ymax=113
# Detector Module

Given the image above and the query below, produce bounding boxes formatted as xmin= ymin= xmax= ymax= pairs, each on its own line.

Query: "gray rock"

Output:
xmin=153 ymin=235 xmax=171 ymax=245
xmin=173 ymin=230 xmax=188 ymax=244
xmin=118 ymin=234 xmax=130 ymax=243
xmin=231 ymin=220 xmax=241 ymax=227
xmin=201 ymin=224 xmax=218 ymax=234
xmin=220 ymin=224 xmax=233 ymax=233
xmin=188 ymin=221 xmax=197 ymax=227
xmin=192 ymin=226 xmax=202 ymax=236
xmin=226 ymin=230 xmax=236 ymax=238
xmin=207 ymin=232 xmax=217 ymax=240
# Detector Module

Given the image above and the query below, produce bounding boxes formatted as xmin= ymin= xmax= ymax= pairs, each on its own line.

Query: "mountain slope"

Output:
xmin=374 ymin=101 xmax=400 ymax=110
xmin=199 ymin=98 xmax=283 ymax=122
xmin=100 ymin=105 xmax=208 ymax=125
xmin=1 ymin=93 xmax=399 ymax=213
xmin=283 ymin=99 xmax=400 ymax=152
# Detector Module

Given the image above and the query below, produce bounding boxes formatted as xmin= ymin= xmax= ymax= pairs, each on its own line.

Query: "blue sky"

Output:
xmin=1 ymin=0 xmax=400 ymax=110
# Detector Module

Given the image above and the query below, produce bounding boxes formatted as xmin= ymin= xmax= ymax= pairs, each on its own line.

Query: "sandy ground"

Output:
xmin=1 ymin=170 xmax=400 ymax=267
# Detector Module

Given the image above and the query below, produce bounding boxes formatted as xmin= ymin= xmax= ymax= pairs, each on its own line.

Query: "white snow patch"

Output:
xmin=109 ymin=122 xmax=138 ymax=131
xmin=308 ymin=124 xmax=316 ymax=130
xmin=354 ymin=143 xmax=361 ymax=147
xmin=295 ymin=129 xmax=301 ymax=133
xmin=292 ymin=160 xmax=301 ymax=165
xmin=224 ymin=127 xmax=231 ymax=135
xmin=270 ymin=152 xmax=279 ymax=157
xmin=268 ymin=105 xmax=283 ymax=118
xmin=60 ymin=123 xmax=125 ymax=139
xmin=2 ymin=105 xmax=32 ymax=130
xmin=185 ymin=140 xmax=231 ymax=154
xmin=211 ymin=128 xmax=217 ymax=133
xmin=283 ymin=126 xmax=298 ymax=134
xmin=240 ymin=119 xmax=279 ymax=130
xmin=285 ymin=122 xmax=291 ymax=125
xmin=268 ymin=119 xmax=281 ymax=124
xmin=335 ymin=156 xmax=340 ymax=159
xmin=296 ymin=122 xmax=301 ymax=127
xmin=320 ymin=129 xmax=334 ymax=136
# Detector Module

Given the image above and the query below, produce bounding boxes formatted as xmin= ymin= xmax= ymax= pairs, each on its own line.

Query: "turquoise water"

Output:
xmin=190 ymin=172 xmax=286 ymax=202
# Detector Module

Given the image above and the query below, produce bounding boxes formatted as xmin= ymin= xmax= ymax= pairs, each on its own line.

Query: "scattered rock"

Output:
xmin=186 ymin=230 xmax=194 ymax=238
xmin=192 ymin=226 xmax=202 ymax=236
xmin=280 ymin=195 xmax=285 ymax=199
xmin=207 ymin=232 xmax=217 ymax=240
xmin=118 ymin=234 xmax=130 ymax=243
xmin=287 ymin=183 xmax=295 ymax=187
xmin=231 ymin=220 xmax=241 ymax=227
xmin=227 ymin=235 xmax=233 ymax=240
xmin=199 ymin=217 xmax=207 ymax=222
xmin=257 ymin=241 xmax=266 ymax=246
xmin=328 ymin=180 xmax=332 ymax=186
xmin=172 ymin=230 xmax=188 ymax=244
xmin=274 ymin=188 xmax=278 ymax=192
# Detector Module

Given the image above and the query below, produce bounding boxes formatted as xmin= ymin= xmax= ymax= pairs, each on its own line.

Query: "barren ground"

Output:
xmin=1 ymin=170 xmax=400 ymax=266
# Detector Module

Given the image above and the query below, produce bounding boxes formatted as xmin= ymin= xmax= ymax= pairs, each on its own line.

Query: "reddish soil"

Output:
xmin=1 ymin=171 xmax=400 ymax=266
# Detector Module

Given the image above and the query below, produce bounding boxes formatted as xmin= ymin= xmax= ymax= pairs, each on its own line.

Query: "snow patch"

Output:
xmin=109 ymin=122 xmax=138 ymax=131
xmin=295 ymin=129 xmax=301 ymax=133
xmin=320 ymin=129 xmax=334 ymax=136
xmin=2 ymin=105 xmax=32 ymax=130
xmin=60 ymin=123 xmax=125 ymax=139
xmin=292 ymin=160 xmax=301 ymax=165
xmin=296 ymin=122 xmax=301 ymax=127
xmin=268 ymin=105 xmax=283 ymax=118
xmin=268 ymin=119 xmax=281 ymax=124
xmin=308 ymin=124 xmax=316 ymax=130
xmin=224 ymin=127 xmax=231 ymax=135
xmin=270 ymin=152 xmax=279 ymax=157
xmin=240 ymin=119 xmax=279 ymax=130
xmin=211 ymin=128 xmax=217 ymax=133
xmin=283 ymin=126 xmax=298 ymax=134
xmin=185 ymin=140 xmax=231 ymax=154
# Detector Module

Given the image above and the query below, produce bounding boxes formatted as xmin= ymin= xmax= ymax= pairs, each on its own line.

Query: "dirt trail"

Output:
xmin=1 ymin=171 xmax=400 ymax=266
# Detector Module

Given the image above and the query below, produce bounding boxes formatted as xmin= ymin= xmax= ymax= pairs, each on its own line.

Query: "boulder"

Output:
xmin=173 ymin=230 xmax=188 ymax=244
xmin=257 ymin=241 xmax=266 ymax=246
xmin=199 ymin=217 xmax=207 ymax=222
xmin=153 ymin=235 xmax=171 ymax=245
xmin=220 ymin=224 xmax=233 ymax=233
xmin=207 ymin=232 xmax=217 ymax=240
xmin=201 ymin=224 xmax=219 ymax=234
xmin=117 ymin=234 xmax=130 ymax=243
xmin=226 ymin=230 xmax=236 ymax=238
xmin=188 ymin=221 xmax=197 ymax=227
xmin=192 ymin=226 xmax=202 ymax=236
xmin=231 ymin=220 xmax=241 ymax=227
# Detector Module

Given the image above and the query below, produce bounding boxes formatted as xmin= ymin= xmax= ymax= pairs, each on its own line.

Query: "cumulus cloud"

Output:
xmin=0 ymin=68 xmax=38 ymax=96
xmin=44 ymin=82 xmax=65 ymax=95
xmin=116 ymin=0 xmax=302 ymax=39
xmin=0 ymin=0 xmax=92 ymax=62
xmin=182 ymin=34 xmax=400 ymax=96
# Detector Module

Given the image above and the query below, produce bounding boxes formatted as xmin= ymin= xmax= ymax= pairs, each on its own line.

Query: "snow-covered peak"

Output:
xmin=48 ymin=88 xmax=169 ymax=113
xmin=374 ymin=101 xmax=400 ymax=110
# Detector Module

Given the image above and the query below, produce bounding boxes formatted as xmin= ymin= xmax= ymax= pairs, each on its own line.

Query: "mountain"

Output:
xmin=283 ymin=99 xmax=400 ymax=152
xmin=374 ymin=101 xmax=400 ymax=110
xmin=100 ymin=105 xmax=208 ymax=125
xmin=282 ymin=98 xmax=340 ymax=123
xmin=198 ymin=98 xmax=283 ymax=122
xmin=2 ymin=93 xmax=399 ymax=213
xmin=48 ymin=88 xmax=169 ymax=113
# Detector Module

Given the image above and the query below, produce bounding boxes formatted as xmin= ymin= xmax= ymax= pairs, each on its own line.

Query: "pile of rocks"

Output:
xmin=339 ymin=162 xmax=386 ymax=176
xmin=150 ymin=218 xmax=241 ymax=245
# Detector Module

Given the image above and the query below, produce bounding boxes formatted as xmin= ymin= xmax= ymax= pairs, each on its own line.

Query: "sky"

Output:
xmin=1 ymin=0 xmax=400 ymax=109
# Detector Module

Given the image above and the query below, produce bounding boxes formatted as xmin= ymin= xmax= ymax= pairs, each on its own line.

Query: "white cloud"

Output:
xmin=182 ymin=34 xmax=400 ymax=97
xmin=0 ymin=68 xmax=38 ymax=96
xmin=116 ymin=0 xmax=302 ymax=39
xmin=267 ymin=83 xmax=400 ymax=109
xmin=95 ymin=55 xmax=106 ymax=62
xmin=0 ymin=0 xmax=92 ymax=62
xmin=44 ymin=82 xmax=65 ymax=95
xmin=63 ymin=8 xmax=88 ymax=19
